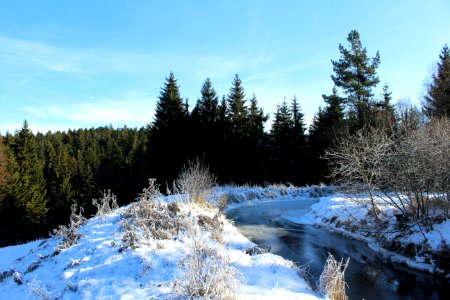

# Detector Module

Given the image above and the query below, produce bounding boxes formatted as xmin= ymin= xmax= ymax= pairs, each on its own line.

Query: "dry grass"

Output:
xmin=174 ymin=158 xmax=216 ymax=205
xmin=174 ymin=239 xmax=239 ymax=299
xmin=319 ymin=253 xmax=349 ymax=300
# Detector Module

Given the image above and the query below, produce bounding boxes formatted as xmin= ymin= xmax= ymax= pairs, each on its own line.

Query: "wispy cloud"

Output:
xmin=18 ymin=93 xmax=155 ymax=133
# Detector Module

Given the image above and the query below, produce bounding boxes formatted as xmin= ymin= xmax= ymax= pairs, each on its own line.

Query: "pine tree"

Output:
xmin=227 ymin=74 xmax=248 ymax=137
xmin=269 ymin=99 xmax=293 ymax=182
xmin=331 ymin=30 xmax=381 ymax=129
xmin=148 ymin=72 xmax=189 ymax=184
xmin=43 ymin=139 xmax=75 ymax=225
xmin=0 ymin=137 xmax=10 ymax=207
xmin=192 ymin=78 xmax=220 ymax=125
xmin=190 ymin=78 xmax=221 ymax=174
xmin=10 ymin=121 xmax=47 ymax=230
xmin=248 ymin=94 xmax=269 ymax=139
xmin=372 ymin=83 xmax=396 ymax=131
xmin=291 ymin=96 xmax=306 ymax=145
xmin=423 ymin=44 xmax=450 ymax=119
xmin=309 ymin=88 xmax=345 ymax=182
xmin=271 ymin=99 xmax=292 ymax=143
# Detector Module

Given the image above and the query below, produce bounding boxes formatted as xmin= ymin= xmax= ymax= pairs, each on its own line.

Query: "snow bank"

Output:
xmin=0 ymin=198 xmax=322 ymax=299
xmin=298 ymin=194 xmax=450 ymax=275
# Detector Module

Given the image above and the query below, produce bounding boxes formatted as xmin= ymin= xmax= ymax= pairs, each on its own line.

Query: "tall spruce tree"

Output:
xmin=43 ymin=139 xmax=76 ymax=225
xmin=0 ymin=137 xmax=10 ymax=208
xmin=309 ymin=87 xmax=345 ymax=182
xmin=191 ymin=78 xmax=221 ymax=174
xmin=423 ymin=44 xmax=450 ymax=119
xmin=331 ymin=30 xmax=381 ymax=129
xmin=148 ymin=72 xmax=189 ymax=185
xmin=291 ymin=96 xmax=306 ymax=145
xmin=227 ymin=74 xmax=248 ymax=137
xmin=372 ymin=83 xmax=396 ymax=131
xmin=269 ymin=99 xmax=293 ymax=182
xmin=10 ymin=121 xmax=47 ymax=235
xmin=248 ymin=94 xmax=269 ymax=139
xmin=192 ymin=78 xmax=220 ymax=125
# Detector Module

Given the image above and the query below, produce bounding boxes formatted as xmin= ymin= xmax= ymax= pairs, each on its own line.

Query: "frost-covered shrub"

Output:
xmin=92 ymin=189 xmax=118 ymax=217
xmin=27 ymin=279 xmax=51 ymax=300
xmin=53 ymin=204 xmax=85 ymax=251
xmin=198 ymin=213 xmax=225 ymax=244
xmin=121 ymin=200 xmax=182 ymax=243
xmin=175 ymin=159 xmax=216 ymax=205
xmin=319 ymin=253 xmax=349 ymax=300
xmin=174 ymin=239 xmax=239 ymax=299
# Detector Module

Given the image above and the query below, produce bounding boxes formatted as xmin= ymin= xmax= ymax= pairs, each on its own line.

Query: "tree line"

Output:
xmin=0 ymin=30 xmax=448 ymax=246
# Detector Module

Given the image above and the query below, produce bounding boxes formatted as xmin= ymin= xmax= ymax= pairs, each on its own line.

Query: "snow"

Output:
xmin=0 ymin=197 xmax=322 ymax=299
xmin=3 ymin=184 xmax=445 ymax=299
xmin=291 ymin=194 xmax=450 ymax=274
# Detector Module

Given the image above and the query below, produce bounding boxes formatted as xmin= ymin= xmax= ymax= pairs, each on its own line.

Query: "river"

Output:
xmin=226 ymin=198 xmax=448 ymax=300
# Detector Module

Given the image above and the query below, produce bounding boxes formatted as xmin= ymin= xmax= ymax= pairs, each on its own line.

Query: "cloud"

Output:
xmin=0 ymin=36 xmax=84 ymax=74
xmin=19 ymin=93 xmax=156 ymax=133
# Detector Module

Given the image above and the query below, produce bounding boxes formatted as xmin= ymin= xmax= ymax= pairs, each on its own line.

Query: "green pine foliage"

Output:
xmin=331 ymin=30 xmax=381 ymax=129
xmin=309 ymin=88 xmax=345 ymax=181
xmin=6 ymin=121 xmax=48 ymax=241
xmin=269 ymin=97 xmax=307 ymax=183
xmin=227 ymin=74 xmax=248 ymax=138
xmin=423 ymin=44 xmax=450 ymax=119
xmin=148 ymin=72 xmax=190 ymax=186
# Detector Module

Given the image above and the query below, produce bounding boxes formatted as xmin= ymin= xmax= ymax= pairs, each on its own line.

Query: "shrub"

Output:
xmin=27 ymin=279 xmax=51 ymax=300
xmin=174 ymin=159 xmax=216 ymax=205
xmin=174 ymin=239 xmax=239 ymax=299
xmin=318 ymin=253 xmax=349 ymax=300
xmin=92 ymin=189 xmax=118 ymax=217
xmin=53 ymin=204 xmax=85 ymax=251
xmin=326 ymin=117 xmax=450 ymax=231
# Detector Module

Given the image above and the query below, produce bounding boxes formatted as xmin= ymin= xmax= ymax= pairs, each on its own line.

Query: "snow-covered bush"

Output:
xmin=27 ymin=278 xmax=51 ymax=300
xmin=318 ymin=253 xmax=349 ymax=300
xmin=121 ymin=199 xmax=184 ymax=243
xmin=92 ymin=189 xmax=118 ymax=217
xmin=174 ymin=239 xmax=239 ymax=299
xmin=53 ymin=204 xmax=85 ymax=251
xmin=174 ymin=158 xmax=216 ymax=205
xmin=197 ymin=213 xmax=225 ymax=244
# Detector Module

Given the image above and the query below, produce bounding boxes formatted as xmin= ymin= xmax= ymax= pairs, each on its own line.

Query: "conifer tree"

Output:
xmin=309 ymin=88 xmax=345 ymax=181
xmin=148 ymin=72 xmax=189 ymax=184
xmin=192 ymin=78 xmax=219 ymax=125
xmin=372 ymin=83 xmax=396 ymax=130
xmin=0 ymin=137 xmax=10 ymax=208
xmin=423 ymin=44 xmax=450 ymax=119
xmin=332 ymin=30 xmax=381 ymax=129
xmin=248 ymin=94 xmax=269 ymax=139
xmin=271 ymin=99 xmax=292 ymax=142
xmin=44 ymin=139 xmax=76 ymax=225
xmin=191 ymin=78 xmax=221 ymax=173
xmin=10 ymin=121 xmax=47 ymax=230
xmin=291 ymin=96 xmax=306 ymax=145
xmin=227 ymin=74 xmax=248 ymax=137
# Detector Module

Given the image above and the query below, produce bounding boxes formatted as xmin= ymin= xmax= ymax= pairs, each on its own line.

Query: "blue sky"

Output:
xmin=1 ymin=0 xmax=449 ymax=134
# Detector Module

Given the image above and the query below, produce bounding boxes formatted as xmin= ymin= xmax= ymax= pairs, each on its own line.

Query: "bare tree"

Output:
xmin=326 ymin=117 xmax=450 ymax=231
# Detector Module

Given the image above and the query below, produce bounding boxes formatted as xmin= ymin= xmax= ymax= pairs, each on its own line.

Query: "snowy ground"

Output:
xmin=282 ymin=194 xmax=450 ymax=276
xmin=0 ymin=195 xmax=322 ymax=299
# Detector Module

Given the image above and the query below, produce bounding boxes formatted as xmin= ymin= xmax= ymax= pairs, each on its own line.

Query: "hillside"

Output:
xmin=0 ymin=191 xmax=321 ymax=299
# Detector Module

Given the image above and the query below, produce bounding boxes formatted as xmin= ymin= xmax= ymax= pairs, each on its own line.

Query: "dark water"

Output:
xmin=226 ymin=199 xmax=449 ymax=300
